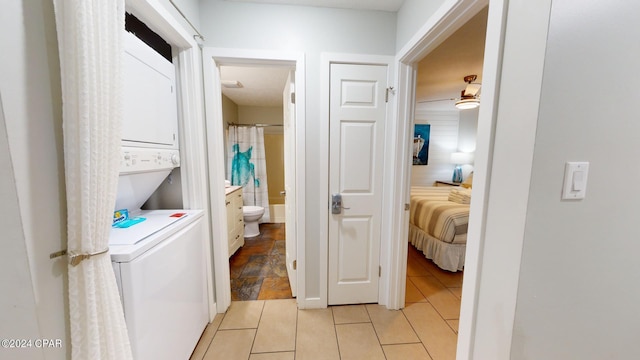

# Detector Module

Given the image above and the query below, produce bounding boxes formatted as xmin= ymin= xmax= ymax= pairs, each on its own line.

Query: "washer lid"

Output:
xmin=109 ymin=210 xmax=190 ymax=246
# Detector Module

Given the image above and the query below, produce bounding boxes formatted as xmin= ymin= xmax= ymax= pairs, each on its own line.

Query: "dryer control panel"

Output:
xmin=120 ymin=147 xmax=180 ymax=174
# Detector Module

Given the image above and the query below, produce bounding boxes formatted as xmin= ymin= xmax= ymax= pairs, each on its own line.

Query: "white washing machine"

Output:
xmin=109 ymin=147 xmax=207 ymax=360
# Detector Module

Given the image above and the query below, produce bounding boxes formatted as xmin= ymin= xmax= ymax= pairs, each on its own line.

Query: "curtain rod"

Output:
xmin=229 ymin=123 xmax=283 ymax=128
xmin=168 ymin=0 xmax=205 ymax=42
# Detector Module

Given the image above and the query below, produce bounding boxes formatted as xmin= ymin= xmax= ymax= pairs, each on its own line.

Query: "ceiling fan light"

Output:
xmin=455 ymin=98 xmax=480 ymax=110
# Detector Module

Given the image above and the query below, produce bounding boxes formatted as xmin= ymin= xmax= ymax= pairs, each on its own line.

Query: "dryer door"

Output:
xmin=122 ymin=31 xmax=178 ymax=148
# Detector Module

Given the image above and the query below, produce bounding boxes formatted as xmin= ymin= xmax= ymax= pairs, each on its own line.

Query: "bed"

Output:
xmin=409 ymin=186 xmax=471 ymax=272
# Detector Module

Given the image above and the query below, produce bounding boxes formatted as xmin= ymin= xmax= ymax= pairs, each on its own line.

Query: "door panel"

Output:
xmin=328 ymin=63 xmax=387 ymax=305
xmin=337 ymin=216 xmax=373 ymax=281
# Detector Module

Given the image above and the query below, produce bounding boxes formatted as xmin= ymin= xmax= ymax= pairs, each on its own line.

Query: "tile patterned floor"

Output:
xmin=230 ymin=223 xmax=293 ymax=301
xmin=191 ymin=244 xmax=463 ymax=360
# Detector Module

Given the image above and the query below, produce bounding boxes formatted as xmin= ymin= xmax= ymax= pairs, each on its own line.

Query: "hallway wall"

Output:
xmin=198 ymin=0 xmax=398 ymax=301
xmin=0 ymin=1 xmax=68 ymax=359
xmin=511 ymin=0 xmax=640 ymax=358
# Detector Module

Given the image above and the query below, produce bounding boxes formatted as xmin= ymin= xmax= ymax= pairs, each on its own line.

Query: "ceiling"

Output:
xmin=416 ymin=7 xmax=488 ymax=109
xmin=219 ymin=4 xmax=488 ymax=110
xmin=224 ymin=0 xmax=406 ymax=12
xmin=220 ymin=65 xmax=292 ymax=107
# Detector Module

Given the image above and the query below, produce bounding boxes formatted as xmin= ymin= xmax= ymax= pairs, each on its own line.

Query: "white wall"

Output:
xmin=198 ymin=0 xmax=397 ymax=300
xmin=0 ymin=1 xmax=68 ymax=359
xmin=0 ymin=94 xmax=43 ymax=360
xmin=457 ymin=107 xmax=478 ymax=153
xmin=395 ymin=0 xmax=448 ymax=52
xmin=411 ymin=107 xmax=459 ymax=186
xmin=510 ymin=1 xmax=640 ymax=358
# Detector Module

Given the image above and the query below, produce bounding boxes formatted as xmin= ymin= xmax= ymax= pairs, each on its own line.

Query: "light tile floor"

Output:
xmin=191 ymin=245 xmax=463 ymax=360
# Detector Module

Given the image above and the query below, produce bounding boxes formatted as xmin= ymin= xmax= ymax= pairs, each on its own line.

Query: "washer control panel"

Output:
xmin=120 ymin=147 xmax=180 ymax=174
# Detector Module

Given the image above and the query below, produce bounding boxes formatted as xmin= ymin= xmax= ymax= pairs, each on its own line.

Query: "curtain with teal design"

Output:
xmin=227 ymin=125 xmax=271 ymax=222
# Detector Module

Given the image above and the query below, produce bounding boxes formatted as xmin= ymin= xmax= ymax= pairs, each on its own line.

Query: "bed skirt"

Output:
xmin=409 ymin=223 xmax=466 ymax=272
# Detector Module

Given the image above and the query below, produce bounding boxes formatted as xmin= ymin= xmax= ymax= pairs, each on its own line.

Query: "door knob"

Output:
xmin=331 ymin=193 xmax=350 ymax=214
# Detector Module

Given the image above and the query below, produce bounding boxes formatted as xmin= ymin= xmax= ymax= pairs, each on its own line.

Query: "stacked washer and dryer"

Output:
xmin=108 ymin=30 xmax=208 ymax=359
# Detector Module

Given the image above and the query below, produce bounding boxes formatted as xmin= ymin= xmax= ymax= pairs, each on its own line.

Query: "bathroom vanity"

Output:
xmin=225 ymin=186 xmax=244 ymax=256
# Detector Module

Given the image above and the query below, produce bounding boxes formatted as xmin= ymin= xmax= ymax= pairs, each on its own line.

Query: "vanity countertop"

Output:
xmin=225 ymin=185 xmax=242 ymax=195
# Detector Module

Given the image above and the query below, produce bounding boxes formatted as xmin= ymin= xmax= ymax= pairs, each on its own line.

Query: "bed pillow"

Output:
xmin=461 ymin=171 xmax=473 ymax=189
xmin=448 ymin=188 xmax=472 ymax=204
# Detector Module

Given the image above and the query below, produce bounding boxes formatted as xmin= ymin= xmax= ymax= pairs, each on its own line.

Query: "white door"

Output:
xmin=328 ymin=63 xmax=388 ymax=305
xmin=283 ymin=70 xmax=297 ymax=297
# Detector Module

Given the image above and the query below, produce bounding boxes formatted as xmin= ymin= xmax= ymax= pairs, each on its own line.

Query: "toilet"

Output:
xmin=243 ymin=206 xmax=265 ymax=238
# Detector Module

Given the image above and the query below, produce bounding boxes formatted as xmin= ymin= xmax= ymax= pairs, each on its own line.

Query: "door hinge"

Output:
xmin=405 ymin=203 xmax=410 ymax=211
xmin=385 ymin=87 xmax=395 ymax=103
xmin=291 ymin=92 xmax=296 ymax=104
xmin=293 ymin=260 xmax=297 ymax=270
xmin=379 ymin=265 xmax=382 ymax=277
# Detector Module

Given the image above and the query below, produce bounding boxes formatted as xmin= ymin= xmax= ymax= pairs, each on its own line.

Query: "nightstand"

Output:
xmin=434 ymin=180 xmax=462 ymax=187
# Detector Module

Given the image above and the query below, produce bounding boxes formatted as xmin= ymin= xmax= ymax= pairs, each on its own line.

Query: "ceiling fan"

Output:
xmin=418 ymin=74 xmax=482 ymax=110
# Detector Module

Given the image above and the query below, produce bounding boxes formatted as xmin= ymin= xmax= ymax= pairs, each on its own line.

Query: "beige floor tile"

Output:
xmin=403 ymin=303 xmax=457 ymax=360
xmin=335 ymin=323 xmax=386 ymax=360
xmin=252 ymin=299 xmax=297 ymax=353
xmin=446 ymin=319 xmax=459 ymax=333
xmin=431 ymin=270 xmax=464 ymax=288
xmin=219 ymin=301 xmax=265 ymax=330
xmin=382 ymin=343 xmax=433 ymax=360
xmin=203 ymin=329 xmax=256 ymax=360
xmin=407 ymin=257 xmax=432 ymax=276
xmin=332 ymin=304 xmax=370 ymax=324
xmin=414 ymin=256 xmax=444 ymax=275
xmin=448 ymin=287 xmax=463 ymax=300
xmin=249 ymin=352 xmax=295 ymax=360
xmin=366 ymin=304 xmax=420 ymax=345
xmin=406 ymin=278 xmax=428 ymax=303
xmin=411 ymin=276 xmax=461 ymax=320
xmin=190 ymin=314 xmax=225 ymax=360
xmin=296 ymin=308 xmax=340 ymax=360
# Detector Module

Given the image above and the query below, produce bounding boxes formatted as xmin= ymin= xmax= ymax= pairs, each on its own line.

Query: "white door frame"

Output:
xmin=320 ymin=53 xmax=395 ymax=309
xmin=390 ymin=0 xmax=552 ymax=359
xmin=125 ymin=0 xmax=214 ymax=320
xmin=202 ymin=48 xmax=306 ymax=312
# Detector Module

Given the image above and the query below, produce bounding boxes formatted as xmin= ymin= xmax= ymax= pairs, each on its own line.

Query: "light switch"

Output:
xmin=562 ymin=162 xmax=589 ymax=200
xmin=572 ymin=170 xmax=584 ymax=191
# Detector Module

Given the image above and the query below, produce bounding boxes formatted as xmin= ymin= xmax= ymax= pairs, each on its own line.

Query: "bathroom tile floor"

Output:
xmin=192 ymin=244 xmax=463 ymax=360
xmin=230 ymin=223 xmax=293 ymax=301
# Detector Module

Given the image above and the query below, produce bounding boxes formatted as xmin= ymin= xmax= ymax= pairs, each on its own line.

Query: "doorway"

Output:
xmin=403 ymin=5 xmax=488 ymax=345
xmin=202 ymin=48 xmax=306 ymax=313
xmin=219 ymin=64 xmax=293 ymax=300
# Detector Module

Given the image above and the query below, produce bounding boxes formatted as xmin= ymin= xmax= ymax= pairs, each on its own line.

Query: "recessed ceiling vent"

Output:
xmin=221 ymin=80 xmax=243 ymax=88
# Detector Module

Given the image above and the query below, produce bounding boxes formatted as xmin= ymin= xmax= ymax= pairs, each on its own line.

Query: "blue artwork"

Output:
xmin=413 ymin=124 xmax=430 ymax=165
xmin=230 ymin=143 xmax=259 ymax=187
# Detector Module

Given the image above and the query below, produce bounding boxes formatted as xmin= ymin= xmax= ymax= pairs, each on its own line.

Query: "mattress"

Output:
xmin=409 ymin=186 xmax=470 ymax=244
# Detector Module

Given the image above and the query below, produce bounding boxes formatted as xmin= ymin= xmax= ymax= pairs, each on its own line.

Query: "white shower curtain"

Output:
xmin=228 ymin=125 xmax=271 ymax=222
xmin=53 ymin=1 xmax=132 ymax=359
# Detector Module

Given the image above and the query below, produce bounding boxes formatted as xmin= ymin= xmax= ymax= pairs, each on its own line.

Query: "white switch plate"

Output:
xmin=562 ymin=162 xmax=589 ymax=200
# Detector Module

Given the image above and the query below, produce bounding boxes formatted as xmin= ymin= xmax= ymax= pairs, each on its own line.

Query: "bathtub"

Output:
xmin=269 ymin=204 xmax=285 ymax=223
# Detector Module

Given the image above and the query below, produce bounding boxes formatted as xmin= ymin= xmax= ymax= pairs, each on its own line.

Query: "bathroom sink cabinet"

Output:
xmin=225 ymin=187 xmax=244 ymax=257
